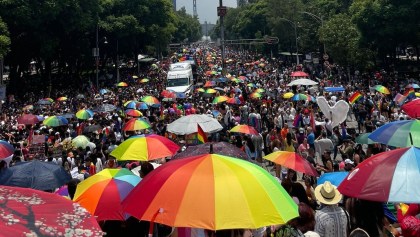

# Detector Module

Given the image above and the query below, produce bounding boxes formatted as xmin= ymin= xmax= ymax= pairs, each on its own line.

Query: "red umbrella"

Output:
xmin=401 ymin=99 xmax=420 ymax=118
xmin=290 ymin=71 xmax=309 ymax=77
xmin=0 ymin=185 xmax=103 ymax=236
xmin=17 ymin=114 xmax=39 ymax=125
xmin=263 ymin=151 xmax=319 ymax=176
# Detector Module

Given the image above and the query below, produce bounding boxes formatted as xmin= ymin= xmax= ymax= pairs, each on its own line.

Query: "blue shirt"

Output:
xmin=307 ymin=132 xmax=315 ymax=145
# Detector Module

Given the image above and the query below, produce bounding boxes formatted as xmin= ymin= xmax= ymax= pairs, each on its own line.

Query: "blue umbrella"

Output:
xmin=215 ymin=77 xmax=227 ymax=83
xmin=137 ymin=102 xmax=149 ymax=110
xmin=0 ymin=160 xmax=71 ymax=191
xmin=176 ymin=92 xmax=187 ymax=99
xmin=324 ymin=87 xmax=345 ymax=92
xmin=317 ymin=171 xmax=349 ymax=187
xmin=99 ymin=89 xmax=110 ymax=95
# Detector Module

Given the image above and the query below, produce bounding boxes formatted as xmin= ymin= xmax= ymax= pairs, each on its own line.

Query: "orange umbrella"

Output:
xmin=264 ymin=151 xmax=319 ymax=177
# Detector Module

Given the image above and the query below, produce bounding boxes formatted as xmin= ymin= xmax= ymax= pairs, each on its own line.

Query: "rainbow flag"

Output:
xmin=404 ymin=88 xmax=415 ymax=99
xmin=197 ymin=124 xmax=207 ymax=144
xmin=394 ymin=93 xmax=407 ymax=106
xmin=349 ymin=91 xmax=362 ymax=104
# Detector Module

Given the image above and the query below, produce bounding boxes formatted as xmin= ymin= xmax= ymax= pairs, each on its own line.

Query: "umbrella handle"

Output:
xmin=149 ymin=208 xmax=164 ymax=237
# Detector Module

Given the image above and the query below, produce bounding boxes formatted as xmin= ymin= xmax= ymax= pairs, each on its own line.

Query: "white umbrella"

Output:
xmin=167 ymin=114 xmax=223 ymax=135
xmin=287 ymin=78 xmax=318 ymax=86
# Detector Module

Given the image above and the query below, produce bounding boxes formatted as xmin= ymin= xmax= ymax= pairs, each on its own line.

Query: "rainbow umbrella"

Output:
xmin=42 ymin=116 xmax=68 ymax=127
xmin=204 ymin=81 xmax=216 ymax=87
xmin=205 ymin=88 xmax=217 ymax=94
xmin=250 ymin=92 xmax=262 ymax=99
xmin=117 ymin=82 xmax=128 ymax=87
xmin=283 ymin=92 xmax=294 ymax=99
xmin=230 ymin=78 xmax=241 ymax=83
xmin=264 ymin=151 xmax=319 ymax=177
xmin=355 ymin=133 xmax=375 ymax=144
xmin=71 ymin=135 xmax=90 ymax=149
xmin=137 ymin=102 xmax=149 ymax=110
xmin=141 ymin=96 xmax=160 ymax=105
xmin=73 ymin=168 xmax=141 ymax=221
xmin=56 ymin=97 xmax=67 ymax=101
xmin=0 ymin=140 xmax=14 ymax=159
xmin=368 ymin=120 xmax=420 ymax=147
xmin=76 ymin=109 xmax=94 ymax=120
xmin=374 ymin=85 xmax=390 ymax=94
xmin=226 ymin=97 xmax=241 ymax=105
xmin=140 ymin=78 xmax=149 ymax=83
xmin=43 ymin=98 xmax=54 ymax=103
xmin=123 ymin=118 xmax=151 ymax=131
xmin=23 ymin=105 xmax=34 ymax=111
xmin=239 ymin=76 xmax=248 ymax=81
xmin=338 ymin=147 xmax=420 ymax=203
xmin=196 ymin=88 xmax=205 ymax=93
xmin=212 ymin=96 xmax=229 ymax=104
xmin=230 ymin=124 xmax=259 ymax=135
xmin=110 ymin=134 xmax=179 ymax=161
xmin=125 ymin=109 xmax=143 ymax=117
xmin=255 ymin=88 xmax=265 ymax=93
xmin=122 ymin=154 xmax=298 ymax=230
xmin=247 ymin=83 xmax=256 ymax=88
xmin=291 ymin=93 xmax=308 ymax=101
xmin=124 ymin=100 xmax=139 ymax=109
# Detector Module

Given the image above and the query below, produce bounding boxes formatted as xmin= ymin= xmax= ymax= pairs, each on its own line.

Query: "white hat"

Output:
xmin=314 ymin=181 xmax=342 ymax=205
xmin=345 ymin=159 xmax=354 ymax=165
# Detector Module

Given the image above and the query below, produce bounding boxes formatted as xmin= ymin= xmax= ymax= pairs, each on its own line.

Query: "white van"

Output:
xmin=166 ymin=62 xmax=194 ymax=93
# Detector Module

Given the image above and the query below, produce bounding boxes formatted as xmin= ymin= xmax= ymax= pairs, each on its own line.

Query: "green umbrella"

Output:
xmin=72 ymin=135 xmax=90 ymax=149
xmin=355 ymin=133 xmax=375 ymax=144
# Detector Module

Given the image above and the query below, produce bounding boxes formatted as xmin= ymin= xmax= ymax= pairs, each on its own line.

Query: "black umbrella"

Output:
xmin=60 ymin=113 xmax=75 ymax=119
xmin=0 ymin=160 xmax=71 ymax=191
xmin=93 ymin=104 xmax=117 ymax=112
xmin=83 ymin=124 xmax=102 ymax=133
xmin=173 ymin=142 xmax=247 ymax=160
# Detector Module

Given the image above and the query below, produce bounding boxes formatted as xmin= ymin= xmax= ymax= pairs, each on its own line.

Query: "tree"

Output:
xmin=172 ymin=7 xmax=202 ymax=43
xmin=0 ymin=17 xmax=10 ymax=58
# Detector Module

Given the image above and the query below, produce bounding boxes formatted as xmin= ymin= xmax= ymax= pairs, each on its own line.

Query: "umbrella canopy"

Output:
xmin=72 ymin=135 xmax=90 ymax=149
xmin=368 ymin=120 xmax=420 ymax=147
xmin=42 ymin=116 xmax=68 ymax=127
xmin=0 ymin=160 xmax=71 ymax=191
xmin=60 ymin=113 xmax=75 ymax=119
xmin=204 ymin=81 xmax=216 ymax=87
xmin=56 ymin=96 xmax=67 ymax=101
xmin=374 ymin=85 xmax=390 ymax=94
xmin=83 ymin=124 xmax=102 ymax=133
xmin=37 ymin=98 xmax=52 ymax=105
xmin=226 ymin=97 xmax=241 ymax=105
xmin=324 ymin=87 xmax=345 ymax=92
xmin=290 ymin=71 xmax=309 ymax=77
xmin=406 ymin=83 xmax=420 ymax=89
xmin=122 ymin=154 xmax=298 ymax=230
xmin=137 ymin=102 xmax=149 ymax=110
xmin=117 ymin=82 xmax=128 ymax=87
xmin=122 ymin=118 xmax=151 ymax=131
xmin=23 ymin=105 xmax=34 ymax=111
xmin=140 ymin=78 xmax=149 ymax=83
xmin=283 ymin=92 xmax=294 ymax=99
xmin=317 ymin=172 xmax=349 ymax=187
xmin=94 ymin=103 xmax=117 ymax=112
xmin=291 ymin=93 xmax=308 ymax=101
xmin=212 ymin=96 xmax=229 ymax=104
xmin=338 ymin=147 xmax=420 ymax=203
xmin=230 ymin=124 xmax=259 ymax=135
xmin=167 ymin=114 xmax=223 ymax=135
xmin=124 ymin=100 xmax=139 ymax=109
xmin=73 ymin=168 xmax=141 ymax=221
xmin=76 ymin=109 xmax=94 ymax=120
xmin=99 ymin=88 xmax=110 ymax=94
xmin=263 ymin=151 xmax=319 ymax=177
xmin=110 ymin=134 xmax=179 ymax=161
xmin=287 ymin=79 xmax=318 ymax=86
xmin=141 ymin=96 xmax=160 ymax=105
xmin=173 ymin=142 xmax=247 ymax=160
xmin=125 ymin=109 xmax=143 ymax=117
xmin=401 ymin=99 xmax=420 ymax=118
xmin=250 ymin=92 xmax=262 ymax=99
xmin=0 ymin=186 xmax=103 ymax=236
xmin=205 ymin=88 xmax=217 ymax=94
xmin=17 ymin=114 xmax=39 ymax=125
xmin=0 ymin=140 xmax=15 ymax=159
xmin=355 ymin=133 xmax=375 ymax=144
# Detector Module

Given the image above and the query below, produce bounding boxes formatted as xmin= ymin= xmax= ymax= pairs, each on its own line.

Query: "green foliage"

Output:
xmin=172 ymin=7 xmax=202 ymax=43
xmin=0 ymin=17 xmax=10 ymax=58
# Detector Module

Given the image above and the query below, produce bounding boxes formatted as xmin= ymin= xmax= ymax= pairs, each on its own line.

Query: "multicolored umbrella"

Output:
xmin=141 ymin=96 xmax=160 ymax=105
xmin=250 ymin=92 xmax=262 ymax=99
xmin=290 ymin=71 xmax=309 ymax=77
xmin=137 ymin=102 xmax=149 ymax=110
xmin=230 ymin=78 xmax=241 ymax=83
xmin=140 ymin=78 xmax=149 ymax=83
xmin=75 ymin=109 xmax=94 ymax=120
xmin=43 ymin=98 xmax=54 ymax=103
xmin=122 ymin=118 xmax=151 ymax=131
xmin=117 ymin=82 xmax=128 ymax=87
xmin=226 ymin=97 xmax=241 ymax=105
xmin=124 ymin=100 xmax=139 ymax=109
xmin=204 ymin=81 xmax=216 ymax=87
xmin=122 ymin=154 xmax=298 ymax=230
xmin=247 ymin=83 xmax=257 ymax=88
xmin=374 ymin=85 xmax=390 ymax=94
xmin=255 ymin=88 xmax=265 ymax=93
xmin=42 ymin=116 xmax=68 ymax=127
xmin=56 ymin=96 xmax=67 ymax=101
xmin=283 ymin=92 xmax=294 ymax=99
xmin=338 ymin=147 xmax=420 ymax=203
xmin=205 ymin=88 xmax=217 ymax=94
xmin=0 ymin=186 xmax=103 ymax=236
xmin=110 ymin=134 xmax=179 ymax=161
xmin=0 ymin=140 xmax=14 ymax=159
xmin=317 ymin=172 xmax=349 ymax=187
xmin=230 ymin=124 xmax=259 ymax=135
xmin=23 ymin=105 xmax=34 ymax=111
xmin=196 ymin=88 xmax=205 ymax=93
xmin=212 ymin=96 xmax=229 ymax=104
xmin=17 ymin=114 xmax=39 ymax=125
xmin=401 ymin=99 xmax=420 ymax=118
xmin=263 ymin=151 xmax=319 ymax=177
xmin=73 ymin=168 xmax=141 ymax=221
xmin=368 ymin=120 xmax=420 ymax=147
xmin=291 ymin=93 xmax=308 ymax=101
xmin=125 ymin=109 xmax=143 ymax=117
xmin=72 ymin=135 xmax=90 ymax=149
xmin=37 ymin=99 xmax=52 ymax=105
xmin=355 ymin=133 xmax=375 ymax=144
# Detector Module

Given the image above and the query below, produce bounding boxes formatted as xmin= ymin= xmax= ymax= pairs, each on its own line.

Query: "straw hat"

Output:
xmin=314 ymin=181 xmax=342 ymax=205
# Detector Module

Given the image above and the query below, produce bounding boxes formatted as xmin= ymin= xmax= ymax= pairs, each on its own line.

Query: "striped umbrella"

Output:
xmin=123 ymin=118 xmax=151 ymax=131
xmin=125 ymin=109 xmax=143 ymax=117
xmin=75 ymin=109 xmax=94 ymax=120
xmin=42 ymin=116 xmax=68 ymax=127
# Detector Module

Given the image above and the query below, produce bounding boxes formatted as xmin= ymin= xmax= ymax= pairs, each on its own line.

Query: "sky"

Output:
xmin=175 ymin=0 xmax=237 ymax=24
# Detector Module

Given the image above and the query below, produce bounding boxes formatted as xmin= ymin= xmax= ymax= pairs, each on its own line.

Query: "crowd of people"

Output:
xmin=0 ymin=43 xmax=419 ymax=237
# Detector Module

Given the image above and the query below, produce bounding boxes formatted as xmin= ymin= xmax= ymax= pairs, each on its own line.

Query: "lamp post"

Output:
xmin=95 ymin=24 xmax=107 ymax=89
xmin=218 ymin=0 xmax=227 ymax=74
xmin=301 ymin=11 xmax=325 ymax=54
xmin=279 ymin=18 xmax=299 ymax=65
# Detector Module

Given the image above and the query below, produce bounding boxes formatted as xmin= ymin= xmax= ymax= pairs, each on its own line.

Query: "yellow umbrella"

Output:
xmin=283 ymin=92 xmax=295 ymax=99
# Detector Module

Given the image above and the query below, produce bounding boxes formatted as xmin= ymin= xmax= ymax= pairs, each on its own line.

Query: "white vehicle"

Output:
xmin=166 ymin=62 xmax=194 ymax=93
